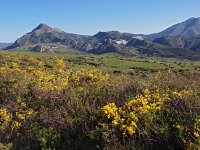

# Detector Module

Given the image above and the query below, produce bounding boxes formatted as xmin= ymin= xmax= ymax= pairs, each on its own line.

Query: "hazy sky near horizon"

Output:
xmin=0 ymin=0 xmax=200 ymax=42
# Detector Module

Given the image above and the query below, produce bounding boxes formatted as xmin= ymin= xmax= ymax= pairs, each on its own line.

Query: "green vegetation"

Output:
xmin=0 ymin=50 xmax=200 ymax=149
xmin=1 ymin=50 xmax=200 ymax=74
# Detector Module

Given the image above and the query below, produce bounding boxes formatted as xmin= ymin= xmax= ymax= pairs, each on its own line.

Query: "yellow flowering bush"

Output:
xmin=100 ymin=87 xmax=200 ymax=149
xmin=53 ymin=57 xmax=66 ymax=70
xmin=194 ymin=119 xmax=200 ymax=149
xmin=66 ymin=69 xmax=109 ymax=89
xmin=0 ymin=108 xmax=12 ymax=131
xmin=0 ymin=53 xmax=200 ymax=149
xmin=194 ymin=119 xmax=200 ymax=139
xmin=174 ymin=118 xmax=200 ymax=149
xmin=101 ymin=88 xmax=173 ymax=136
xmin=10 ymin=99 xmax=34 ymax=130
xmin=0 ymin=100 xmax=34 ymax=131
xmin=101 ymin=102 xmax=138 ymax=136
xmin=0 ymin=59 xmax=109 ymax=95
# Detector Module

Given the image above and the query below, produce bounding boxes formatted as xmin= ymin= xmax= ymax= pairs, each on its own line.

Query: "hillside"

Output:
xmin=6 ymin=23 xmax=89 ymax=50
xmin=147 ymin=17 xmax=200 ymax=39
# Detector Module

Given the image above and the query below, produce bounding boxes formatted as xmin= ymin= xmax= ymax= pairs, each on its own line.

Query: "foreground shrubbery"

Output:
xmin=0 ymin=58 xmax=200 ymax=150
xmin=99 ymin=88 xmax=200 ymax=149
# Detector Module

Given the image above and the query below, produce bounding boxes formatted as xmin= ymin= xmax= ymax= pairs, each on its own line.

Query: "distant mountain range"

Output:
xmin=4 ymin=17 xmax=200 ymax=60
xmin=0 ymin=43 xmax=12 ymax=49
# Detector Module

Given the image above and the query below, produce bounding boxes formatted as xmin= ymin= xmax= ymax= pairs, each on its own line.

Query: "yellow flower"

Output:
xmin=0 ymin=108 xmax=12 ymax=130
xmin=112 ymin=120 xmax=119 ymax=126
xmin=194 ymin=132 xmax=199 ymax=138
xmin=11 ymin=121 xmax=21 ymax=129
xmin=20 ymin=102 xmax=26 ymax=107
xmin=12 ymin=62 xmax=20 ymax=69
xmin=26 ymin=109 xmax=34 ymax=115
xmin=16 ymin=112 xmax=25 ymax=120
xmin=126 ymin=126 xmax=135 ymax=136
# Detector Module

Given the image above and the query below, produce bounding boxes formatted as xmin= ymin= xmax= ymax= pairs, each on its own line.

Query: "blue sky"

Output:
xmin=0 ymin=0 xmax=200 ymax=42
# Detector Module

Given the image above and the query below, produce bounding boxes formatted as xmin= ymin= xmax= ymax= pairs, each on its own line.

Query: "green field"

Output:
xmin=1 ymin=50 xmax=200 ymax=74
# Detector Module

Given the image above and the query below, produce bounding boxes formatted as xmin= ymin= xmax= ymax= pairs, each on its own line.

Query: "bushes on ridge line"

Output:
xmin=0 ymin=59 xmax=199 ymax=149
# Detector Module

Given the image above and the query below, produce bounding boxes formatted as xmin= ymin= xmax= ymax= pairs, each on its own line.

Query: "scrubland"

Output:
xmin=0 ymin=51 xmax=200 ymax=149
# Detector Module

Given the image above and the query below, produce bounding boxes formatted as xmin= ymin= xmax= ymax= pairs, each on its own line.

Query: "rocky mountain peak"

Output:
xmin=31 ymin=23 xmax=54 ymax=33
xmin=6 ymin=23 xmax=89 ymax=49
xmin=147 ymin=17 xmax=200 ymax=39
xmin=34 ymin=23 xmax=50 ymax=29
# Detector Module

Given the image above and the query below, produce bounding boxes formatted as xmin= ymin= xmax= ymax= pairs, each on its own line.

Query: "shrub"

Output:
xmin=0 ymin=57 xmax=199 ymax=150
xmin=98 ymin=87 xmax=200 ymax=149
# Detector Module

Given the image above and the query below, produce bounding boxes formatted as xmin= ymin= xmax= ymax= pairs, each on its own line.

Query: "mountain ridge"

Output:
xmin=147 ymin=17 xmax=200 ymax=39
xmin=5 ymin=17 xmax=200 ymax=60
xmin=6 ymin=23 xmax=90 ymax=50
xmin=0 ymin=43 xmax=13 ymax=49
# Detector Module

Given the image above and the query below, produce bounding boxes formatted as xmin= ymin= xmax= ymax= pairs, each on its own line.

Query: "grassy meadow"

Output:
xmin=0 ymin=50 xmax=200 ymax=150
